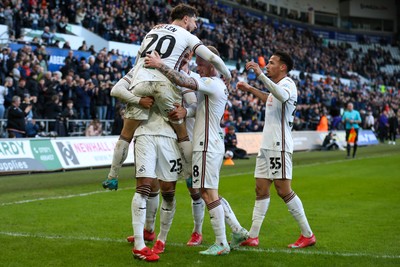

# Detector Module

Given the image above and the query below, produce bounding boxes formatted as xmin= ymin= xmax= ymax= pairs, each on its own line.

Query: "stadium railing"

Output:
xmin=0 ymin=119 xmax=114 ymax=138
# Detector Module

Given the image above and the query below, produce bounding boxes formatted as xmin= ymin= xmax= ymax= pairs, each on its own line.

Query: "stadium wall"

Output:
xmin=0 ymin=131 xmax=378 ymax=174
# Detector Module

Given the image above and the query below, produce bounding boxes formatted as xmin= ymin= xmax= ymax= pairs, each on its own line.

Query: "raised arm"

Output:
xmin=144 ymin=51 xmax=198 ymax=90
xmin=246 ymin=61 xmax=289 ymax=103
xmin=236 ymin=81 xmax=269 ymax=103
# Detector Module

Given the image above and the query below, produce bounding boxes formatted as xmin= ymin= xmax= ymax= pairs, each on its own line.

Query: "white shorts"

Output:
xmin=134 ymin=135 xmax=182 ymax=182
xmin=192 ymin=151 xmax=224 ymax=189
xmin=254 ymin=149 xmax=293 ymax=180
xmin=130 ymin=81 xmax=182 ymax=122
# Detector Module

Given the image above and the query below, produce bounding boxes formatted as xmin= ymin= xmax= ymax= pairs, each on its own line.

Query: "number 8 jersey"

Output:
xmin=130 ymin=24 xmax=202 ymax=88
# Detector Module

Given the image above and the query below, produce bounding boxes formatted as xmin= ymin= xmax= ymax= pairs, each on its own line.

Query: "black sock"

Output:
xmin=353 ymin=144 xmax=357 ymax=157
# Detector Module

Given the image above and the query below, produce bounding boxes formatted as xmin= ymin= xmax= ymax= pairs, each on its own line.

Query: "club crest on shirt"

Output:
xmin=202 ymin=77 xmax=212 ymax=84
xmin=138 ymin=165 xmax=146 ymax=174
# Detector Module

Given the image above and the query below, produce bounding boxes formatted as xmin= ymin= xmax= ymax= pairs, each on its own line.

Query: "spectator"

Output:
xmin=25 ymin=118 xmax=40 ymax=137
xmin=61 ymin=99 xmax=78 ymax=135
xmin=378 ymin=110 xmax=389 ymax=143
xmin=0 ymin=79 xmax=7 ymax=119
xmin=3 ymin=77 xmax=15 ymax=110
xmin=111 ymin=105 xmax=124 ymax=135
xmin=364 ymin=110 xmax=375 ymax=130
xmin=85 ymin=118 xmax=102 ymax=136
xmin=316 ymin=112 xmax=328 ymax=131
xmin=29 ymin=9 xmax=40 ymax=30
xmin=224 ymin=125 xmax=249 ymax=159
xmin=41 ymin=26 xmax=54 ymax=46
xmin=93 ymin=81 xmax=110 ymax=120
xmin=44 ymin=94 xmax=62 ymax=132
xmin=6 ymin=95 xmax=31 ymax=137
xmin=388 ymin=109 xmax=398 ymax=145
xmin=75 ymin=78 xmax=92 ymax=119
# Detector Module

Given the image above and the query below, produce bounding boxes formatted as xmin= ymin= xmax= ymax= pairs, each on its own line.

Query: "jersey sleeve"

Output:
xmin=258 ymin=74 xmax=290 ymax=103
xmin=195 ymin=77 xmax=225 ymax=96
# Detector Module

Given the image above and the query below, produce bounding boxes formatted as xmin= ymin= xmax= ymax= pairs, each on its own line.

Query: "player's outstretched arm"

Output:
xmin=236 ymin=81 xmax=269 ymax=103
xmin=144 ymin=51 xmax=197 ymax=90
xmin=246 ymin=61 xmax=289 ymax=103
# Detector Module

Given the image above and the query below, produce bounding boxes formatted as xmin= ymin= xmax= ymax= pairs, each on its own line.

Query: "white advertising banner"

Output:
xmin=51 ymin=136 xmax=134 ymax=169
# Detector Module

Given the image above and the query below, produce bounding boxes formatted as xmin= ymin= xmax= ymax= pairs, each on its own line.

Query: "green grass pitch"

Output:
xmin=0 ymin=144 xmax=399 ymax=266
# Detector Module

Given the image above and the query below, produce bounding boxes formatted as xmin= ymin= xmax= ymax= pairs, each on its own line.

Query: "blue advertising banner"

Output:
xmin=9 ymin=43 xmax=91 ymax=72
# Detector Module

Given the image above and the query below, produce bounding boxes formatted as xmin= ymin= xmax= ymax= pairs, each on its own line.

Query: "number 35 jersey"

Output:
xmin=261 ymin=77 xmax=297 ymax=153
xmin=130 ymin=24 xmax=202 ymax=88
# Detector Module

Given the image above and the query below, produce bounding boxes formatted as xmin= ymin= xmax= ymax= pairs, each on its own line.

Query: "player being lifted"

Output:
xmin=102 ymin=3 xmax=231 ymax=190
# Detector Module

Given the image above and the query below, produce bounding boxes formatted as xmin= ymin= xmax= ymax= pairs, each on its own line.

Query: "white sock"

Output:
xmin=108 ymin=139 xmax=130 ymax=179
xmin=208 ymin=201 xmax=227 ymax=246
xmin=145 ymin=191 xmax=159 ymax=233
xmin=249 ymin=198 xmax=270 ymax=238
xmin=192 ymin=197 xmax=205 ymax=234
xmin=132 ymin=192 xmax=147 ymax=250
xmin=286 ymin=195 xmax=313 ymax=237
xmin=157 ymin=197 xmax=176 ymax=243
xmin=178 ymin=140 xmax=192 ymax=177
xmin=220 ymin=197 xmax=242 ymax=233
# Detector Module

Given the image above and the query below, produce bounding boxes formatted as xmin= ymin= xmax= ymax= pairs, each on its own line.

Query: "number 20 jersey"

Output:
xmin=261 ymin=77 xmax=297 ymax=153
xmin=130 ymin=24 xmax=202 ymax=88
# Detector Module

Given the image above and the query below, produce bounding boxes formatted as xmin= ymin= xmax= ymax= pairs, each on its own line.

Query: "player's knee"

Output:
xmin=278 ymin=189 xmax=295 ymax=201
xmin=149 ymin=190 xmax=159 ymax=199
xmin=190 ymin=191 xmax=201 ymax=201
xmin=256 ymin=194 xmax=270 ymax=200
xmin=136 ymin=184 xmax=151 ymax=197
xmin=161 ymin=190 xmax=175 ymax=203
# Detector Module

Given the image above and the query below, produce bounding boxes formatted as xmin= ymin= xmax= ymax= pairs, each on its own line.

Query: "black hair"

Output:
xmin=273 ymin=51 xmax=293 ymax=73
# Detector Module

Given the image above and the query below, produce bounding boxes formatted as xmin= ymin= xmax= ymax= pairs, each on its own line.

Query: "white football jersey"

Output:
xmin=134 ymin=107 xmax=177 ymax=139
xmin=130 ymin=24 xmax=202 ymax=88
xmin=261 ymin=76 xmax=297 ymax=153
xmin=192 ymin=77 xmax=227 ymax=153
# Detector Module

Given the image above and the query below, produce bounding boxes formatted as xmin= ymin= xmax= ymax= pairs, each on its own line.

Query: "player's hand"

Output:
xmin=168 ymin=103 xmax=187 ymax=120
xmin=236 ymin=81 xmax=251 ymax=92
xmin=139 ymin=96 xmax=154 ymax=109
xmin=245 ymin=61 xmax=262 ymax=76
xmin=144 ymin=51 xmax=162 ymax=69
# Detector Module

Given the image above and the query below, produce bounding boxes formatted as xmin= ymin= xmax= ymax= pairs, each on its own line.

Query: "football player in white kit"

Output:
xmin=130 ymin=104 xmax=183 ymax=262
xmin=236 ymin=51 xmax=316 ymax=249
xmin=168 ymin=53 xmax=205 ymax=246
xmin=108 ymin=4 xmax=232 ymax=188
xmin=144 ymin=46 xmax=249 ymax=256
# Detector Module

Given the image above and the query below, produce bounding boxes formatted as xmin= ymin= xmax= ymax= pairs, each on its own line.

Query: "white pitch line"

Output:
xmin=0 ymin=231 xmax=399 ymax=260
xmin=0 ymin=152 xmax=396 ymax=207
xmin=0 ymin=188 xmax=135 ymax=206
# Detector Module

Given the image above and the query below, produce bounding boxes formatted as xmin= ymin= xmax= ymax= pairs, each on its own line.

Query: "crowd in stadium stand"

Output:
xmin=0 ymin=0 xmax=399 ymax=138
